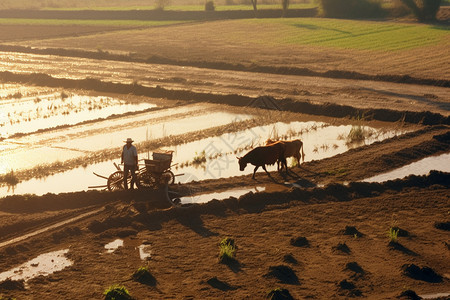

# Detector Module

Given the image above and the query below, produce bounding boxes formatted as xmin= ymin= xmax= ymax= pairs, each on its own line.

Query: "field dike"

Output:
xmin=1 ymin=71 xmax=449 ymax=126
xmin=0 ymin=45 xmax=448 ymax=88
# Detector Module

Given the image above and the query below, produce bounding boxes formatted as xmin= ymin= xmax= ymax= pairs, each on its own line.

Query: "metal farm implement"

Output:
xmin=90 ymin=151 xmax=177 ymax=191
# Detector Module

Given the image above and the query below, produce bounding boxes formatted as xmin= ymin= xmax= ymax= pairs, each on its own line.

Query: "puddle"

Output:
xmin=180 ymin=186 xmax=266 ymax=204
xmin=137 ymin=243 xmax=152 ymax=260
xmin=362 ymin=153 xmax=450 ymax=183
xmin=419 ymin=292 xmax=450 ymax=299
xmin=0 ymin=249 xmax=72 ymax=284
xmin=104 ymin=239 xmax=123 ymax=253
xmin=0 ymin=121 xmax=407 ymax=197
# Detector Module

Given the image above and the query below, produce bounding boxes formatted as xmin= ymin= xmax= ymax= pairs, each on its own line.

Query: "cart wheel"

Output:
xmin=107 ymin=171 xmax=126 ymax=192
xmin=162 ymin=170 xmax=175 ymax=185
xmin=137 ymin=172 xmax=157 ymax=189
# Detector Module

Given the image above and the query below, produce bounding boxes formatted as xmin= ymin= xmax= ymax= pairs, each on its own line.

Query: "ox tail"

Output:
xmin=301 ymin=141 xmax=305 ymax=163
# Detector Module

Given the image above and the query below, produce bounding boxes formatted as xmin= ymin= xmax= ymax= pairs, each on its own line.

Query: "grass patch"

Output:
xmin=132 ymin=266 xmax=156 ymax=285
xmin=235 ymin=18 xmax=449 ymax=51
xmin=218 ymin=237 xmax=236 ymax=263
xmin=103 ymin=284 xmax=132 ymax=300
xmin=387 ymin=227 xmax=400 ymax=243
xmin=325 ymin=168 xmax=348 ymax=177
xmin=267 ymin=287 xmax=294 ymax=300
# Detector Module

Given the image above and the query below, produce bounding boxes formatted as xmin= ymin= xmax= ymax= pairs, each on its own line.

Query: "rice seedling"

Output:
xmin=60 ymin=91 xmax=69 ymax=100
xmin=132 ymin=266 xmax=156 ymax=285
xmin=192 ymin=150 xmax=207 ymax=165
xmin=218 ymin=237 xmax=236 ymax=263
xmin=320 ymin=143 xmax=329 ymax=151
xmin=1 ymin=170 xmax=19 ymax=185
xmin=387 ymin=227 xmax=400 ymax=243
xmin=346 ymin=125 xmax=365 ymax=143
xmin=267 ymin=287 xmax=293 ymax=300
xmin=103 ymin=284 xmax=132 ymax=300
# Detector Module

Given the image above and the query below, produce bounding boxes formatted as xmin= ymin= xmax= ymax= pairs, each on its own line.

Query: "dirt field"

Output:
xmin=0 ymin=12 xmax=449 ymax=300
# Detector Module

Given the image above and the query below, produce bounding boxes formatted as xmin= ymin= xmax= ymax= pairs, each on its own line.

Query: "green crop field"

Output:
xmin=234 ymin=18 xmax=449 ymax=51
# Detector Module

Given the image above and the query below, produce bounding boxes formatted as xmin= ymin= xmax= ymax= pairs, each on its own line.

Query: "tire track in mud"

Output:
xmin=0 ymin=189 xmax=172 ymax=251
xmin=0 ymin=208 xmax=103 ymax=249
xmin=1 ymin=71 xmax=449 ymax=126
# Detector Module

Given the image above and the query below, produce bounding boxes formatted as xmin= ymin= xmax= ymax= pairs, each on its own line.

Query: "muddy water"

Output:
xmin=0 ymin=249 xmax=72 ymax=284
xmin=362 ymin=153 xmax=450 ymax=183
xmin=0 ymin=121 xmax=406 ymax=196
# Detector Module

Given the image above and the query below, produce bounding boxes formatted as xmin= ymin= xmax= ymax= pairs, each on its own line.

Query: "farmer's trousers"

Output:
xmin=123 ymin=164 xmax=137 ymax=189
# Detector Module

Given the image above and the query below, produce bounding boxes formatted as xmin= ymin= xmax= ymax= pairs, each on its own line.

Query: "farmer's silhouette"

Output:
xmin=121 ymin=138 xmax=138 ymax=190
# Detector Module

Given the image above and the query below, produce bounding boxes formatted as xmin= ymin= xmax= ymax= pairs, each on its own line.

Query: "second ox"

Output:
xmin=266 ymin=138 xmax=305 ymax=171
xmin=237 ymin=141 xmax=287 ymax=179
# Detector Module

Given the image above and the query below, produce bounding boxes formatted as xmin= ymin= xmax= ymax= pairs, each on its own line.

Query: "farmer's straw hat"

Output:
xmin=124 ymin=138 xmax=134 ymax=143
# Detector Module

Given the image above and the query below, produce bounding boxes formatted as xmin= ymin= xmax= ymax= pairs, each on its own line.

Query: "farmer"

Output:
xmin=121 ymin=138 xmax=138 ymax=190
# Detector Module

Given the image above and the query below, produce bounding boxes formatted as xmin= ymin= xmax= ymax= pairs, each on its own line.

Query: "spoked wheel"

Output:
xmin=137 ymin=172 xmax=157 ymax=189
xmin=107 ymin=171 xmax=127 ymax=192
xmin=162 ymin=170 xmax=175 ymax=185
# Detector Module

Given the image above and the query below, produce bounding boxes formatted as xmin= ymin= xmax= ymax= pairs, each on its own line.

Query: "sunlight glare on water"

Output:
xmin=105 ymin=239 xmax=124 ymax=253
xmin=362 ymin=153 xmax=450 ymax=183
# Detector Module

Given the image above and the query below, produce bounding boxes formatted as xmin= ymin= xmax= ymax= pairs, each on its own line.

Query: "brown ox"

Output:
xmin=266 ymin=138 xmax=305 ymax=171
xmin=237 ymin=142 xmax=287 ymax=179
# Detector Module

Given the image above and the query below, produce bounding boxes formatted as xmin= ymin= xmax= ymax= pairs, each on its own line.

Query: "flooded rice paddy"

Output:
xmin=0 ymin=85 xmax=156 ymax=138
xmin=0 ymin=119 xmax=408 ymax=197
xmin=0 ymin=98 xmax=252 ymax=173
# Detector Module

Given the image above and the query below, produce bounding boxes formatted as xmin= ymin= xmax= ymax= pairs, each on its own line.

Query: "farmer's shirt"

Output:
xmin=122 ymin=145 xmax=137 ymax=166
